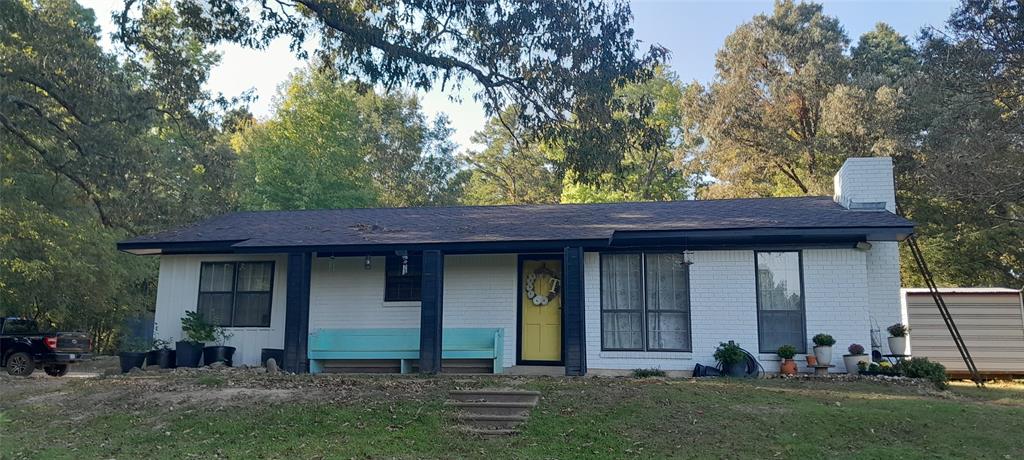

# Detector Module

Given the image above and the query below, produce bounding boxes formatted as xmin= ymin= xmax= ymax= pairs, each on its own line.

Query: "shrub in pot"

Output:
xmin=177 ymin=311 xmax=215 ymax=368
xmin=147 ymin=339 xmax=176 ymax=369
xmin=118 ymin=336 xmax=151 ymax=373
xmin=843 ymin=343 xmax=870 ymax=375
xmin=812 ymin=333 xmax=836 ymax=366
xmin=714 ymin=341 xmax=748 ymax=377
xmin=203 ymin=326 xmax=236 ymax=366
xmin=887 ymin=323 xmax=910 ymax=356
xmin=777 ymin=344 xmax=798 ymax=375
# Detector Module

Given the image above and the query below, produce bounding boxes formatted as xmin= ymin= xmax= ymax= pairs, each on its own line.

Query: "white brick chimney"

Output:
xmin=833 ymin=156 xmax=905 ymax=353
xmin=833 ymin=157 xmax=896 ymax=213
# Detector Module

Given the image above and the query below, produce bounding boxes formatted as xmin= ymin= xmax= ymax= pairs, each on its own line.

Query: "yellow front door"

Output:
xmin=520 ymin=259 xmax=562 ymax=362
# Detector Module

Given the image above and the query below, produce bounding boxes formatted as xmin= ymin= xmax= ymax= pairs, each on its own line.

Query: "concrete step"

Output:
xmin=448 ymin=390 xmax=541 ymax=404
xmin=447 ymin=401 xmax=535 ymax=416
xmin=461 ymin=427 xmax=519 ymax=438
xmin=456 ymin=414 xmax=528 ymax=430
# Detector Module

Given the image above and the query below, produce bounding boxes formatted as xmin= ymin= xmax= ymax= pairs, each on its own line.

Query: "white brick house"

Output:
xmin=122 ymin=157 xmax=913 ymax=376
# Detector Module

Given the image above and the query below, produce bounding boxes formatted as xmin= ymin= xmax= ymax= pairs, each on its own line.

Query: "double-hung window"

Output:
xmin=601 ymin=253 xmax=691 ymax=351
xmin=755 ymin=251 xmax=806 ymax=353
xmin=197 ymin=261 xmax=274 ymax=327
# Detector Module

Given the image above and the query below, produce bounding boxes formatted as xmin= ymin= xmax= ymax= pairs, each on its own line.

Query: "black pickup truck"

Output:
xmin=0 ymin=317 xmax=92 ymax=377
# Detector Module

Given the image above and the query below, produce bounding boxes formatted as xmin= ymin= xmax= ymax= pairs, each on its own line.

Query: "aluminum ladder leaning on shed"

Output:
xmin=904 ymin=234 xmax=984 ymax=387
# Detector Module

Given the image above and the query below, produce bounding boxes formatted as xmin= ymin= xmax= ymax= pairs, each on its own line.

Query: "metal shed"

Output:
xmin=902 ymin=288 xmax=1024 ymax=378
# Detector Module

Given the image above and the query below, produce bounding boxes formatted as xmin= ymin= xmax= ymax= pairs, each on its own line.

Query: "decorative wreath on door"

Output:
xmin=525 ymin=264 xmax=561 ymax=306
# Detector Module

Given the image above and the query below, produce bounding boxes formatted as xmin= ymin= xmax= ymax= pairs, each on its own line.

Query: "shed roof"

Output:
xmin=118 ymin=196 xmax=914 ymax=254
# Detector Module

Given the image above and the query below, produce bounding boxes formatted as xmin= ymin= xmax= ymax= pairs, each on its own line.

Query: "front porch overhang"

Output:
xmin=117 ymin=224 xmax=913 ymax=256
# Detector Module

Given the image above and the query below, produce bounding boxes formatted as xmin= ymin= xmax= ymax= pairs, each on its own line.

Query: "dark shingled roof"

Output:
xmin=119 ymin=196 xmax=914 ymax=253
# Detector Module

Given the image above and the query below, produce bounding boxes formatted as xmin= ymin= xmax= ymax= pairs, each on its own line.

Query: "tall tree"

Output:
xmin=117 ymin=0 xmax=666 ymax=183
xmin=899 ymin=0 xmax=1023 ymax=287
xmin=1 ymin=0 xmax=236 ymax=348
xmin=461 ymin=108 xmax=562 ymax=205
xmin=562 ymin=67 xmax=696 ymax=203
xmin=686 ymin=0 xmax=852 ymax=198
xmin=233 ymin=67 xmax=463 ymax=210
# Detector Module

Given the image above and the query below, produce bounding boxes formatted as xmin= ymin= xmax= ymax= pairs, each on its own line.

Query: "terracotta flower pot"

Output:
xmin=806 ymin=354 xmax=818 ymax=366
xmin=780 ymin=358 xmax=798 ymax=375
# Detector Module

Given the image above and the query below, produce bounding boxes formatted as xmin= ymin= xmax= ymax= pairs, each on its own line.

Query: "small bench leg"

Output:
xmin=309 ymin=359 xmax=323 ymax=375
xmin=400 ymin=359 xmax=413 ymax=374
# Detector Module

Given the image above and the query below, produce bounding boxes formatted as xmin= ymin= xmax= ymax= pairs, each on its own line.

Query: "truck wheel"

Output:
xmin=44 ymin=364 xmax=69 ymax=377
xmin=6 ymin=352 xmax=35 ymax=377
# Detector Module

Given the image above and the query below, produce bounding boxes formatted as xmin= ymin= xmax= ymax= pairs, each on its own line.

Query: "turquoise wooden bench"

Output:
xmin=307 ymin=327 xmax=504 ymax=374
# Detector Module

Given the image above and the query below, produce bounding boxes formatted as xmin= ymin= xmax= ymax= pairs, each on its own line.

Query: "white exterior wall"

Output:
xmin=153 ymin=254 xmax=289 ymax=366
xmin=308 ymin=254 xmax=518 ymax=368
xmin=584 ymin=249 xmax=874 ymax=374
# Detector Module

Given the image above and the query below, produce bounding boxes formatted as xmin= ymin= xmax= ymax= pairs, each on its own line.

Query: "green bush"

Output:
xmin=777 ymin=344 xmax=797 ymax=359
xmin=714 ymin=341 xmax=746 ymax=365
xmin=812 ymin=333 xmax=835 ymax=347
xmin=897 ymin=358 xmax=949 ymax=390
xmin=181 ymin=311 xmax=216 ymax=343
xmin=632 ymin=368 xmax=667 ymax=378
xmin=887 ymin=323 xmax=910 ymax=337
xmin=118 ymin=335 xmax=151 ymax=353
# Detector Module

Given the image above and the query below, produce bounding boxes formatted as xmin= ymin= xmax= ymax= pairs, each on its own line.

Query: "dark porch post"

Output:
xmin=563 ymin=247 xmax=587 ymax=376
xmin=283 ymin=252 xmax=312 ymax=373
xmin=419 ymin=250 xmax=444 ymax=374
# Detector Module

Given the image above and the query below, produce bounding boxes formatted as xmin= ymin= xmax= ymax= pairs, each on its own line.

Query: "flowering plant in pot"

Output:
xmin=714 ymin=341 xmax=748 ymax=377
xmin=887 ymin=323 xmax=910 ymax=355
xmin=203 ymin=326 xmax=236 ymax=366
xmin=118 ymin=335 xmax=151 ymax=373
xmin=842 ymin=343 xmax=870 ymax=375
xmin=811 ymin=333 xmax=835 ymax=366
xmin=777 ymin=344 xmax=798 ymax=375
xmin=147 ymin=339 xmax=176 ymax=369
xmin=177 ymin=311 xmax=215 ymax=368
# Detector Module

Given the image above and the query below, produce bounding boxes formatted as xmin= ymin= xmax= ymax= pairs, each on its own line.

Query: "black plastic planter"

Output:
xmin=724 ymin=361 xmax=747 ymax=377
xmin=119 ymin=352 xmax=148 ymax=373
xmin=147 ymin=349 xmax=176 ymax=369
xmin=261 ymin=348 xmax=284 ymax=367
xmin=203 ymin=346 xmax=236 ymax=366
xmin=175 ymin=341 xmax=205 ymax=368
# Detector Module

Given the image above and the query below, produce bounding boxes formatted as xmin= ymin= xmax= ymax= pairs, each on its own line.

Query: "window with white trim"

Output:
xmin=601 ymin=253 xmax=691 ymax=351
xmin=197 ymin=261 xmax=274 ymax=327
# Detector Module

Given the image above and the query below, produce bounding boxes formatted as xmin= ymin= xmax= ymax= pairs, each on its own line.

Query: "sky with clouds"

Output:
xmin=79 ymin=0 xmax=958 ymax=152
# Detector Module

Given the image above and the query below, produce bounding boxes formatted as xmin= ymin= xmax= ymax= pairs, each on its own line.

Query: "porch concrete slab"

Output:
xmin=505 ymin=365 xmax=565 ymax=376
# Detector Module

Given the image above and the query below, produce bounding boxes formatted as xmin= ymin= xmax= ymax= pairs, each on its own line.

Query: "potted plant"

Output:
xmin=887 ymin=323 xmax=910 ymax=355
xmin=812 ymin=333 xmax=835 ymax=366
xmin=118 ymin=335 xmax=150 ymax=373
xmin=147 ymin=339 xmax=176 ymax=369
xmin=843 ymin=343 xmax=870 ymax=375
xmin=805 ymin=353 xmax=817 ymax=367
xmin=203 ymin=326 xmax=236 ymax=366
xmin=177 ymin=311 xmax=215 ymax=368
xmin=714 ymin=341 xmax=748 ymax=377
xmin=777 ymin=344 xmax=797 ymax=375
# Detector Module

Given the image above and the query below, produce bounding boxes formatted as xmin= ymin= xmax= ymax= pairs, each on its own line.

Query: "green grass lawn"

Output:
xmin=1 ymin=373 xmax=1022 ymax=459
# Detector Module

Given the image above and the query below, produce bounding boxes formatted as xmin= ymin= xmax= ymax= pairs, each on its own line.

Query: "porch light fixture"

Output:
xmin=682 ymin=250 xmax=694 ymax=266
xmin=364 ymin=255 xmax=372 ymax=270
xmin=855 ymin=242 xmax=873 ymax=251
xmin=395 ymin=250 xmax=409 ymax=275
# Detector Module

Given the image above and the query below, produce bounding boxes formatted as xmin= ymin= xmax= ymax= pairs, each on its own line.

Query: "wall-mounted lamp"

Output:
xmin=855 ymin=242 xmax=873 ymax=251
xmin=681 ymin=250 xmax=694 ymax=266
